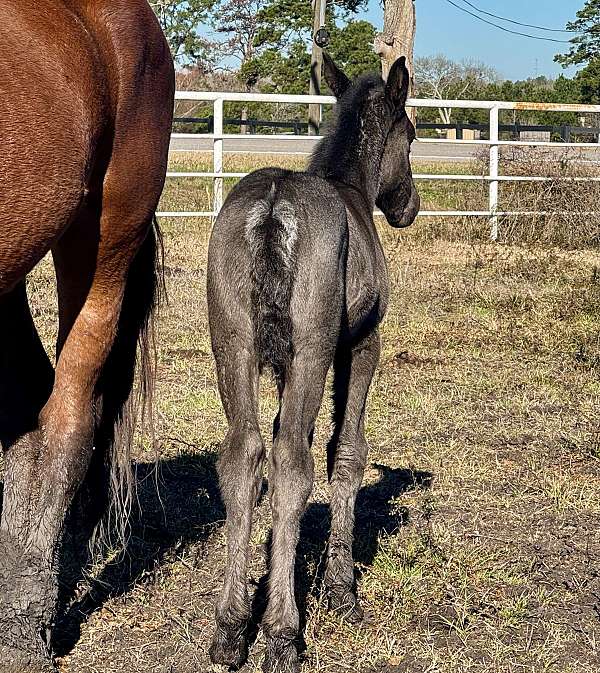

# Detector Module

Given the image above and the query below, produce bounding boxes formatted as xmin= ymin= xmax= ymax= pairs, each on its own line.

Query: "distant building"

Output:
xmin=446 ymin=128 xmax=481 ymax=140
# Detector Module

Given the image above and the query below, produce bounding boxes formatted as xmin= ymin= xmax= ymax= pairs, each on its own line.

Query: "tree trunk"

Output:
xmin=308 ymin=0 xmax=325 ymax=135
xmin=440 ymin=107 xmax=452 ymax=125
xmin=375 ymin=0 xmax=416 ymax=121
xmin=241 ymin=106 xmax=248 ymax=135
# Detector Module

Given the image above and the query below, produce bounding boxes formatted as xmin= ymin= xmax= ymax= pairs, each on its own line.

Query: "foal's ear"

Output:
xmin=385 ymin=56 xmax=410 ymax=109
xmin=323 ymin=52 xmax=351 ymax=99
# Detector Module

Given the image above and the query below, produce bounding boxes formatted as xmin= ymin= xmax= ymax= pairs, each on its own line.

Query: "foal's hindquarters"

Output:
xmin=0 ymin=2 xmax=174 ymax=670
xmin=208 ymin=169 xmax=348 ymax=672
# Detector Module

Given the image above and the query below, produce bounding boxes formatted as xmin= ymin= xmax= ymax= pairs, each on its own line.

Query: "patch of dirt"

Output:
xmin=7 ymin=218 xmax=600 ymax=673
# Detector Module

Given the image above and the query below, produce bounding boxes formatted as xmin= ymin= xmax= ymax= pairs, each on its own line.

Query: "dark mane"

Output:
xmin=308 ymin=73 xmax=385 ymax=185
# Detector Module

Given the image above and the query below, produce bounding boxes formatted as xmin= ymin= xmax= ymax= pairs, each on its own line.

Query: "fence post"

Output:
xmin=489 ymin=105 xmax=499 ymax=241
xmin=213 ymin=98 xmax=224 ymax=216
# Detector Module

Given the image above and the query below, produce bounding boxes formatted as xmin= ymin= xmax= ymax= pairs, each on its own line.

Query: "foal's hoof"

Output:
xmin=0 ymin=645 xmax=56 ymax=673
xmin=327 ymin=587 xmax=365 ymax=623
xmin=209 ymin=624 xmax=248 ymax=670
xmin=262 ymin=634 xmax=299 ymax=673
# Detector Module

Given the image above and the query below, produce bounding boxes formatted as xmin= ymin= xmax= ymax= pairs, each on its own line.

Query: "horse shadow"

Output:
xmin=51 ymin=449 xmax=225 ymax=657
xmin=0 ymin=454 xmax=432 ymax=661
xmin=300 ymin=464 xmax=433 ymax=616
xmin=249 ymin=464 xmax=434 ymax=652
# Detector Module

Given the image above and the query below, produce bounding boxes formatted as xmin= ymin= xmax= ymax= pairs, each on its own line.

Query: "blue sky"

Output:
xmin=363 ymin=0 xmax=582 ymax=80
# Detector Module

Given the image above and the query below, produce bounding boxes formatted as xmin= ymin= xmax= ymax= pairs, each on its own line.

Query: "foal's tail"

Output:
xmin=93 ymin=216 xmax=165 ymax=547
xmin=246 ymin=184 xmax=297 ymax=381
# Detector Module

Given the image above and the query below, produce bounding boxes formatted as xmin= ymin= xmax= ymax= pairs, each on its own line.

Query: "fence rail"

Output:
xmin=175 ymin=116 xmax=600 ymax=142
xmin=161 ymin=92 xmax=600 ymax=240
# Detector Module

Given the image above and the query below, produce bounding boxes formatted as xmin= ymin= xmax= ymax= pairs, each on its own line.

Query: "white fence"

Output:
xmin=159 ymin=92 xmax=600 ymax=240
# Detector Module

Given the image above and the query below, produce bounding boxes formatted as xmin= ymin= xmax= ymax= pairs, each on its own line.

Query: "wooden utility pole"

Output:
xmin=375 ymin=0 xmax=416 ymax=120
xmin=308 ymin=0 xmax=326 ymax=135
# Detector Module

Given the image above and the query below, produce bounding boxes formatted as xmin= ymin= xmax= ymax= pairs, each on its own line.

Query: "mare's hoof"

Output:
xmin=327 ymin=587 xmax=365 ymax=623
xmin=262 ymin=634 xmax=299 ymax=673
xmin=209 ymin=624 xmax=248 ymax=670
xmin=0 ymin=645 xmax=56 ymax=673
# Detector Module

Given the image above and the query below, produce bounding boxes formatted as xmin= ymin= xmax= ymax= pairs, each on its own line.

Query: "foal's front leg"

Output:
xmin=325 ymin=329 xmax=380 ymax=621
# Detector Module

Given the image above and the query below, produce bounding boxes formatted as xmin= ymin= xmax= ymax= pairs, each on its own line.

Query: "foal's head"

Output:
xmin=316 ymin=53 xmax=420 ymax=229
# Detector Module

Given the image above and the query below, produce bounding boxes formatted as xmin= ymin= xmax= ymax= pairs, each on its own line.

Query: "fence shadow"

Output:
xmin=52 ymin=449 xmax=224 ymax=657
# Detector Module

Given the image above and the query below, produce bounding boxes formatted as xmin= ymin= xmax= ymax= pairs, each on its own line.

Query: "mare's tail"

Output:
xmin=91 ymin=216 xmax=165 ymax=547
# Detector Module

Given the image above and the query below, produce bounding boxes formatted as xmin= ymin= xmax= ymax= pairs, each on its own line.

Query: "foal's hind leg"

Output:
xmin=209 ymin=344 xmax=265 ymax=669
xmin=262 ymin=350 xmax=332 ymax=673
xmin=324 ymin=329 xmax=380 ymax=621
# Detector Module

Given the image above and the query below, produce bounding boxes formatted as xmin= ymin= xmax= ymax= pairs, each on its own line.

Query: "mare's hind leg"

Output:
xmin=0 ymin=282 xmax=55 ymax=672
xmin=262 ymin=349 xmax=332 ymax=673
xmin=209 ymin=344 xmax=264 ymax=669
xmin=324 ymin=329 xmax=380 ymax=621
xmin=0 ymin=206 xmax=152 ymax=670
xmin=0 ymin=229 xmax=124 ymax=671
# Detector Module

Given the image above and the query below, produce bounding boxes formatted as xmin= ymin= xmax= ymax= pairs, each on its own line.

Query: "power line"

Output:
xmin=459 ymin=0 xmax=582 ymax=34
xmin=443 ymin=0 xmax=573 ymax=44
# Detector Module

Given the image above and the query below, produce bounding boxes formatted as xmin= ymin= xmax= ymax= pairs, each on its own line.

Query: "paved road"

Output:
xmin=170 ymin=135 xmax=600 ymax=163
xmin=170 ymin=136 xmax=476 ymax=161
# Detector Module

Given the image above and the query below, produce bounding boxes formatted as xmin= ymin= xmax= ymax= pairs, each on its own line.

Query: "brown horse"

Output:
xmin=0 ymin=2 xmax=174 ymax=671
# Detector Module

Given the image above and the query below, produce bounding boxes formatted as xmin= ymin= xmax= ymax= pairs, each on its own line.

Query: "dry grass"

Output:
xmin=5 ymin=152 xmax=600 ymax=673
xmin=164 ymin=149 xmax=600 ymax=247
xmin=449 ymin=147 xmax=600 ymax=249
xmin=497 ymin=147 xmax=600 ymax=248
xmin=163 ymin=152 xmax=486 ymax=228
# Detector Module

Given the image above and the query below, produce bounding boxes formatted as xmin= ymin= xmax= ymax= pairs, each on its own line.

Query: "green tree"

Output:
xmin=253 ymin=0 xmax=368 ymax=52
xmin=327 ymin=20 xmax=380 ymax=79
xmin=240 ymin=2 xmax=377 ymax=95
xmin=574 ymin=59 xmax=600 ymax=103
xmin=555 ymin=0 xmax=600 ymax=68
xmin=481 ymin=77 xmax=579 ymax=127
xmin=150 ymin=0 xmax=215 ymax=64
xmin=241 ymin=41 xmax=311 ymax=94
xmin=414 ymin=66 xmax=582 ymax=129
xmin=553 ymin=1 xmax=600 ymax=105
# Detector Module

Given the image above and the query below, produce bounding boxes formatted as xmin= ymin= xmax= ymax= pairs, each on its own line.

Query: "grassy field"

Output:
xmin=162 ymin=152 xmax=489 ymax=218
xmin=12 ymin=152 xmax=600 ymax=672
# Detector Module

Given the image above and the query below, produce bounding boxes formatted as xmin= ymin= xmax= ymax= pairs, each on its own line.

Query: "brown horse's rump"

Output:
xmin=0 ymin=2 xmax=174 ymax=670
